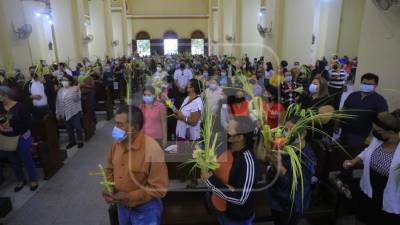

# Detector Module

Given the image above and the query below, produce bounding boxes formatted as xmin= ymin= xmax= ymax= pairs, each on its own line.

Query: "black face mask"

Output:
xmin=372 ymin=129 xmax=388 ymax=142
xmin=180 ymin=64 xmax=185 ymax=70
xmin=234 ymin=97 xmax=245 ymax=103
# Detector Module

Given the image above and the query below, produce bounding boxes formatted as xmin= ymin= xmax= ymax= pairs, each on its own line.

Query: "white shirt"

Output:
xmin=173 ymin=69 xmax=193 ymax=90
xmin=358 ymin=137 xmax=400 ymax=214
xmin=153 ymin=71 xmax=168 ymax=82
xmin=265 ymin=70 xmax=274 ymax=79
xmin=204 ymin=87 xmax=224 ymax=115
xmin=176 ymin=96 xmax=203 ymax=140
xmin=30 ymin=80 xmax=48 ymax=107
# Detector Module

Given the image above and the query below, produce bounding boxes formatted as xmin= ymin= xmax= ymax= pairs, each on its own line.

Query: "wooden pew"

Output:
xmin=95 ymin=82 xmax=114 ymax=120
xmin=81 ymin=95 xmax=96 ymax=141
xmin=31 ymin=115 xmax=64 ymax=180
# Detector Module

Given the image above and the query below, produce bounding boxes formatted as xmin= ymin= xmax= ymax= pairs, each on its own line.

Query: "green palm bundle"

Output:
xmin=300 ymin=64 xmax=311 ymax=81
xmin=5 ymin=63 xmax=15 ymax=77
xmin=124 ymin=63 xmax=133 ymax=105
xmin=185 ymin=103 xmax=220 ymax=173
xmin=89 ymin=164 xmax=115 ymax=194
xmin=260 ymin=103 xmax=356 ymax=211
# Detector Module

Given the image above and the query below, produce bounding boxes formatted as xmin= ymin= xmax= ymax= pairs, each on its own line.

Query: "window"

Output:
xmin=191 ymin=39 xmax=204 ymax=55
xmin=137 ymin=40 xmax=151 ymax=56
xmin=164 ymin=39 xmax=178 ymax=55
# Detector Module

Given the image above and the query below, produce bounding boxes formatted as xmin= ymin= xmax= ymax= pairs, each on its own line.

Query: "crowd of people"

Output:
xmin=0 ymin=52 xmax=398 ymax=225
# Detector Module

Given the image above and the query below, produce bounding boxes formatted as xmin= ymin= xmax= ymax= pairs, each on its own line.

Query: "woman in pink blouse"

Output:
xmin=139 ymin=86 xmax=167 ymax=147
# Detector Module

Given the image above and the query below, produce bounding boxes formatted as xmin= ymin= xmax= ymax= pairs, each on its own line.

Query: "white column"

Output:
xmin=0 ymin=0 xmax=34 ymax=72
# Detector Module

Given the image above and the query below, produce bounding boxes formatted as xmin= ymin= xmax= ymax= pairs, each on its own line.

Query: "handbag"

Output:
xmin=0 ymin=134 xmax=19 ymax=151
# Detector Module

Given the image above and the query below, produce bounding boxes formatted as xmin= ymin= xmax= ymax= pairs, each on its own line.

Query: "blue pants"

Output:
xmin=0 ymin=135 xmax=38 ymax=182
xmin=117 ymin=198 xmax=163 ymax=225
xmin=66 ymin=112 xmax=83 ymax=144
xmin=217 ymin=213 xmax=255 ymax=225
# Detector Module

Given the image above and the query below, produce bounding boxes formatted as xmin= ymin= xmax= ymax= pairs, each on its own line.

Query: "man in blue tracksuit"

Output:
xmin=201 ymin=116 xmax=259 ymax=225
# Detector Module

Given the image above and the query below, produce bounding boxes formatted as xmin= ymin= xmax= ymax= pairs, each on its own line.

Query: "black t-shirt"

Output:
xmin=342 ymin=91 xmax=388 ymax=138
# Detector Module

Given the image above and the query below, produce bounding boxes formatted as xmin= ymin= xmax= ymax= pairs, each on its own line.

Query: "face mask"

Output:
xmin=157 ymin=67 xmax=162 ymax=72
xmin=209 ymin=83 xmax=218 ymax=91
xmin=143 ymin=96 xmax=154 ymax=104
xmin=62 ymin=81 xmax=70 ymax=88
xmin=203 ymin=72 xmax=209 ymax=77
xmin=234 ymin=97 xmax=245 ymax=103
xmin=221 ymin=72 xmax=227 ymax=76
xmin=285 ymin=75 xmax=293 ymax=82
xmin=360 ymin=84 xmax=375 ymax=93
xmin=112 ymin=126 xmax=127 ymax=141
xmin=309 ymin=84 xmax=318 ymax=94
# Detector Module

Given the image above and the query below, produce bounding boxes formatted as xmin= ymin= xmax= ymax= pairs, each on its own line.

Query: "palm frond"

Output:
xmin=88 ymin=164 xmax=115 ymax=194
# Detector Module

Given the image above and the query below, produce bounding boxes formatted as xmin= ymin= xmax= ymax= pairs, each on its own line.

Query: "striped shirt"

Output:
xmin=56 ymin=86 xmax=82 ymax=121
xmin=328 ymin=69 xmax=348 ymax=89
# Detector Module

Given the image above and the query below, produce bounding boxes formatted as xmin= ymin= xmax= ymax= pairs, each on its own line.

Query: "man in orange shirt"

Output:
xmin=103 ymin=105 xmax=169 ymax=225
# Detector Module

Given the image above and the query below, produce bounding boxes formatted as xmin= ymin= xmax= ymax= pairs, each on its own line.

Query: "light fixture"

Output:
xmin=48 ymin=20 xmax=53 ymax=25
xmin=35 ymin=13 xmax=41 ymax=17
xmin=45 ymin=15 xmax=50 ymax=19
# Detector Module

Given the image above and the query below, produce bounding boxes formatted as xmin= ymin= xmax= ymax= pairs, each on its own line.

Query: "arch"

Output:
xmin=135 ymin=31 xmax=150 ymax=40
xmin=190 ymin=30 xmax=205 ymax=39
xmin=163 ymin=30 xmax=178 ymax=39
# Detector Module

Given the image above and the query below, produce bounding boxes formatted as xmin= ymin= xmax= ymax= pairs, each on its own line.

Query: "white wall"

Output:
xmin=316 ymin=0 xmax=343 ymax=59
xmin=51 ymin=0 xmax=79 ymax=66
xmin=0 ymin=0 xmax=34 ymax=72
xmin=222 ymin=0 xmax=234 ymax=56
xmin=88 ymin=0 xmax=107 ymax=59
xmin=126 ymin=19 xmax=133 ymax=55
xmin=356 ymin=1 xmax=400 ymax=109
xmin=337 ymin=0 xmax=365 ymax=57
xmin=111 ymin=12 xmax=124 ymax=57
xmin=22 ymin=1 xmax=55 ymax=64
xmin=241 ymin=0 xmax=264 ymax=59
xmin=281 ymin=0 xmax=316 ymax=65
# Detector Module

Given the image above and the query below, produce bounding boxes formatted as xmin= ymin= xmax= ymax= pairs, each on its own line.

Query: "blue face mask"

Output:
xmin=285 ymin=75 xmax=293 ymax=82
xmin=309 ymin=84 xmax=318 ymax=94
xmin=360 ymin=84 xmax=375 ymax=93
xmin=143 ymin=96 xmax=154 ymax=104
xmin=203 ymin=72 xmax=209 ymax=77
xmin=112 ymin=126 xmax=127 ymax=141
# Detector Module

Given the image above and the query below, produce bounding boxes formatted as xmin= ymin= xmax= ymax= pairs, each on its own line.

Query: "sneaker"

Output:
xmin=14 ymin=181 xmax=27 ymax=192
xmin=66 ymin=143 xmax=77 ymax=149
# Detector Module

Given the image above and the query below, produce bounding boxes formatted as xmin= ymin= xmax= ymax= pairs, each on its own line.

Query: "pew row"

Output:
xmin=31 ymin=115 xmax=64 ymax=180
xmin=95 ymin=82 xmax=114 ymax=120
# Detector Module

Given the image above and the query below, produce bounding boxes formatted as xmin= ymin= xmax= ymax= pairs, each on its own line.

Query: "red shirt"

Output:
xmin=263 ymin=101 xmax=285 ymax=128
xmin=229 ymin=101 xmax=249 ymax=116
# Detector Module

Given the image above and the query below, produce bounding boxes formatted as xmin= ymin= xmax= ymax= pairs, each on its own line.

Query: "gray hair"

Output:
xmin=0 ymin=86 xmax=11 ymax=98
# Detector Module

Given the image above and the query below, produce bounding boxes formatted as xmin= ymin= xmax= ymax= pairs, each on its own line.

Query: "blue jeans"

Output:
xmin=0 ymin=135 xmax=38 ymax=182
xmin=66 ymin=112 xmax=83 ymax=144
xmin=217 ymin=213 xmax=255 ymax=225
xmin=117 ymin=198 xmax=163 ymax=225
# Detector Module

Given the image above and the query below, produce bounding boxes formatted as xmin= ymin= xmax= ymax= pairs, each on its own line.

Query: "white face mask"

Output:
xmin=62 ymin=81 xmax=70 ymax=88
xmin=157 ymin=67 xmax=162 ymax=72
